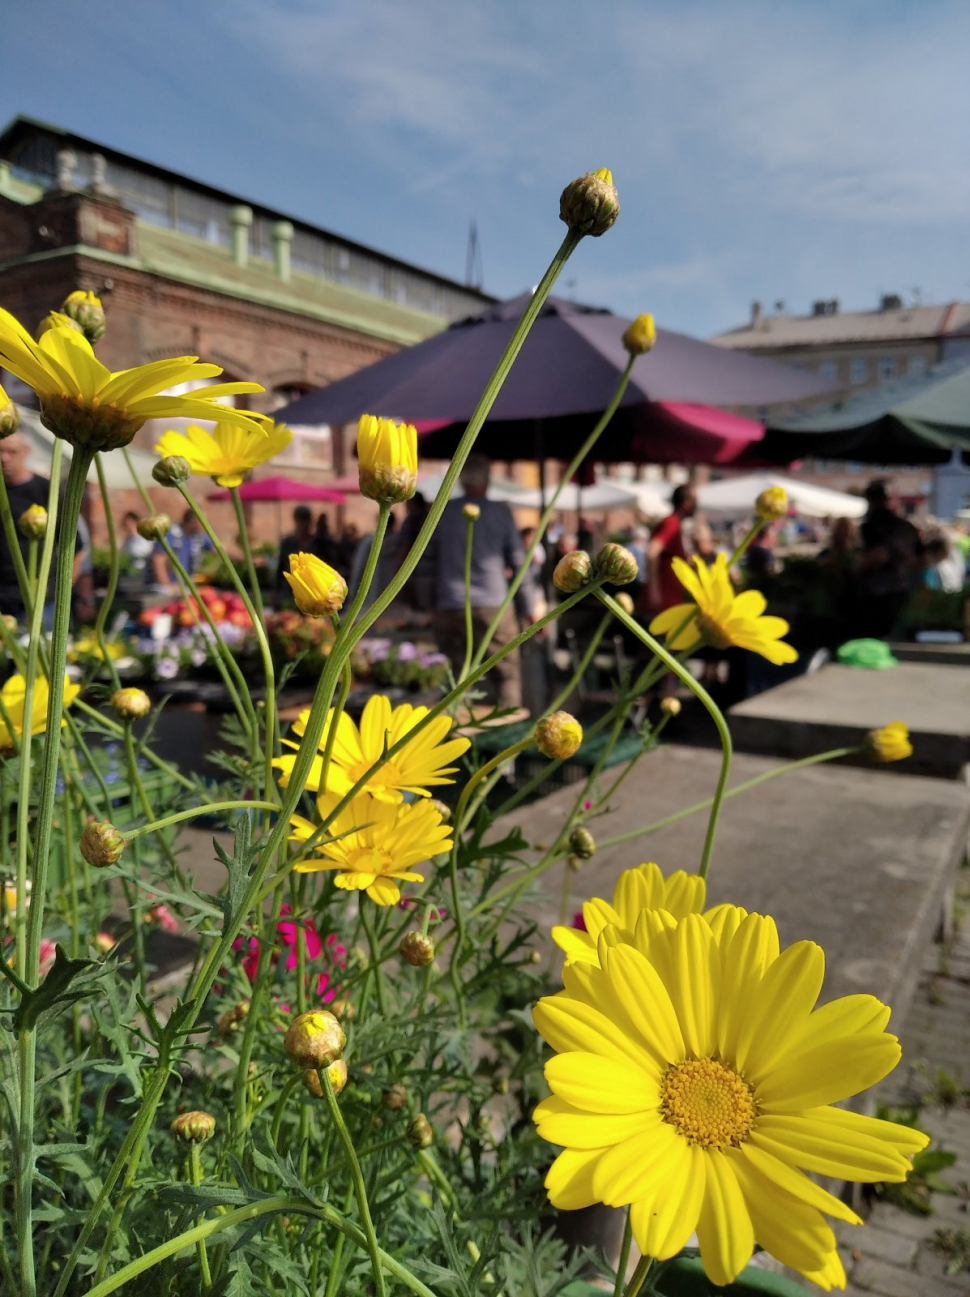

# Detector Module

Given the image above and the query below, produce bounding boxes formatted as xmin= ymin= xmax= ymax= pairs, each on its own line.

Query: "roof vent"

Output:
xmin=879 ymin=293 xmax=903 ymax=312
xmin=812 ymin=299 xmax=840 ymax=317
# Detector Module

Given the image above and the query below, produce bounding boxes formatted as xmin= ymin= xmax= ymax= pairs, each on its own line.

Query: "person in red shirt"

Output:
xmin=640 ymin=484 xmax=697 ymax=616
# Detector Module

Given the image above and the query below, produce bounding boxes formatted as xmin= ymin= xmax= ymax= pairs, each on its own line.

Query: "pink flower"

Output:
xmin=232 ymin=909 xmax=345 ymax=1002
xmin=144 ymin=903 xmax=179 ymax=933
xmin=571 ymin=910 xmax=587 ymax=932
xmin=39 ymin=938 xmax=57 ymax=977
xmin=583 ymin=800 xmax=592 ymax=811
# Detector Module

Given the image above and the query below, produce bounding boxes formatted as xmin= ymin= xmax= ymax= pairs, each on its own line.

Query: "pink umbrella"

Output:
xmin=206 ymin=475 xmax=346 ymax=503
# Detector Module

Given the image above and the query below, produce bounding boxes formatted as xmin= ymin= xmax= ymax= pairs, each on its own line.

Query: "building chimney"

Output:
xmin=229 ymin=204 xmax=253 ymax=269
xmin=751 ymin=300 xmax=763 ymax=328
xmin=52 ymin=148 xmax=77 ymax=194
xmin=88 ymin=153 xmax=116 ymax=199
xmin=879 ymin=293 xmax=903 ymax=312
xmin=271 ymin=219 xmax=293 ymax=283
xmin=812 ymin=300 xmax=827 ymax=317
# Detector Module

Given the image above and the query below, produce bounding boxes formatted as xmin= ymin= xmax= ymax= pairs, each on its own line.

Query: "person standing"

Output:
xmin=0 ymin=431 xmax=80 ymax=622
xmin=426 ymin=454 xmax=538 ymax=713
xmin=857 ymin=480 xmax=920 ymax=637
xmin=276 ymin=505 xmax=315 ymax=603
xmin=639 ymin=484 xmax=696 ymax=617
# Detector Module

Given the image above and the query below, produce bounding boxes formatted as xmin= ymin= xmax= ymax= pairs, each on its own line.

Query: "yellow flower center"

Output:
xmin=696 ymin=612 xmax=733 ymax=651
xmin=349 ymin=758 xmax=405 ymax=791
xmin=660 ymin=1058 xmax=757 ymax=1148
xmin=348 ymin=846 xmax=394 ymax=877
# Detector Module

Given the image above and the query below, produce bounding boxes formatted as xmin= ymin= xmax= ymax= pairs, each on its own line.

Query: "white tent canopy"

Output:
xmin=17 ymin=404 xmax=159 ymax=488
xmin=415 ymin=472 xmax=529 ymax=506
xmin=695 ymin=472 xmax=866 ymax=519
xmin=510 ymin=480 xmax=641 ymax=512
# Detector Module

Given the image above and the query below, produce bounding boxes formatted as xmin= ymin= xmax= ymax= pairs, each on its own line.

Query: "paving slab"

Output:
xmin=499 ymin=744 xmax=970 ymax=1013
xmin=728 ymin=662 xmax=970 ymax=779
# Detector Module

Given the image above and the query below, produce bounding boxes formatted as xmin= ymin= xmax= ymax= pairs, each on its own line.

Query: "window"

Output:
xmin=877 ymin=357 xmax=897 ymax=383
xmin=818 ymin=359 xmax=837 ymax=384
xmin=907 ymin=356 xmax=927 ymax=379
xmin=275 ymin=425 xmax=332 ymax=470
xmin=850 ymin=358 xmax=868 ymax=385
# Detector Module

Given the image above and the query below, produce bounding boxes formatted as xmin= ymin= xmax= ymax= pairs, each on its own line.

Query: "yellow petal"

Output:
xmin=694 ymin=1149 xmax=754 ymax=1287
xmin=544 ymin=1052 xmax=656 ymax=1114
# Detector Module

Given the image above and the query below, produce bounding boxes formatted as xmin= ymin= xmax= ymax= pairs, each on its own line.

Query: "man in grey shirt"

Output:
xmin=425 ymin=454 xmax=538 ymax=712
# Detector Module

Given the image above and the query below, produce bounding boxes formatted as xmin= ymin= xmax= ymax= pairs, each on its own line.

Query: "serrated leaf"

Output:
xmin=11 ymin=946 xmax=99 ymax=1032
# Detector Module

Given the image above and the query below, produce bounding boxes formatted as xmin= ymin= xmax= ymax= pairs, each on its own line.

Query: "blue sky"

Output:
xmin=3 ymin=1 xmax=968 ymax=337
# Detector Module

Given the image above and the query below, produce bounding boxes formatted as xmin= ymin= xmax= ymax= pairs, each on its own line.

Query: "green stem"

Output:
xmin=189 ymin=1143 xmax=212 ymax=1290
xmin=270 ymin=1074 xmax=302 ymax=1151
xmin=122 ymin=447 xmax=154 ymax=512
xmin=729 ymin=515 xmax=767 ymax=568
xmin=598 ymin=746 xmax=860 ymax=849
xmin=320 ymin=1068 xmax=387 ymax=1297
xmin=72 ymin=699 xmax=199 ymax=791
xmin=93 ymin=455 xmax=123 ymax=693
xmin=622 ymin=1256 xmax=655 ymax=1297
xmin=17 ymin=444 xmax=88 ymax=1297
xmin=471 ymin=354 xmax=636 ymax=668
xmin=123 ymin=800 xmax=277 ymax=840
xmin=361 ymin=903 xmax=388 ymax=1017
xmin=27 ymin=538 xmax=37 ymax=603
xmin=230 ymin=486 xmax=266 ymax=624
xmin=459 ymin=514 xmax=476 ymax=682
xmin=0 ymin=471 xmax=34 ymax=615
xmin=595 ymin=589 xmax=731 ymax=882
xmin=614 ymin=1207 xmax=633 ymax=1297
xmin=81 ymin=1194 xmax=438 ymax=1297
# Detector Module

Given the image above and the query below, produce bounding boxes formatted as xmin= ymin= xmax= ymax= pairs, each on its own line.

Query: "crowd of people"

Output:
xmin=3 ymin=426 xmax=968 ymax=711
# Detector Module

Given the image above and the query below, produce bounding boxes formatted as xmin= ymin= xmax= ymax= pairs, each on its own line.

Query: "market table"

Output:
xmin=728 ymin=661 xmax=970 ymax=779
xmin=888 ymin=639 xmax=970 ymax=667
xmin=500 ymin=743 xmax=970 ymax=1015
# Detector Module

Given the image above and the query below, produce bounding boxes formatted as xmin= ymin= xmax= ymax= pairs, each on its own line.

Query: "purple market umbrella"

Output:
xmin=275 ymin=294 xmax=832 ymax=464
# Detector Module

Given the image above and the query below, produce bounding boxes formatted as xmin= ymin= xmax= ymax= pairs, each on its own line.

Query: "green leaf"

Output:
xmin=10 ymin=946 xmax=99 ymax=1032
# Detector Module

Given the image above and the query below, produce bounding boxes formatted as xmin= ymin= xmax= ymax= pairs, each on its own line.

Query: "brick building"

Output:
xmin=0 ymin=115 xmax=492 ymax=543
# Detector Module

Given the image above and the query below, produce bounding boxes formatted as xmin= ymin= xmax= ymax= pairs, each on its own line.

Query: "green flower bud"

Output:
xmin=61 ymin=290 xmax=107 ymax=345
xmin=399 ymin=931 xmax=435 ymax=967
xmin=559 ymin=168 xmax=619 ymax=237
xmin=383 ymin=1083 xmax=408 ymax=1111
xmin=152 ymin=455 xmax=192 ymax=487
xmin=171 ymin=1110 xmax=216 ymax=1144
xmin=594 ymin=543 xmax=639 ymax=586
xmin=535 ymin=711 xmax=583 ymax=760
xmin=756 ymin=486 xmax=788 ymax=521
xmin=552 ymin=550 xmax=593 ymax=594
xmin=284 ymin=1009 xmax=346 ymax=1069
xmin=110 ymin=687 xmax=151 ymax=721
xmin=462 ymin=502 xmax=481 ymax=521
xmin=0 ymin=386 xmax=19 ymax=439
xmin=17 ymin=504 xmax=47 ymax=540
xmin=80 ymin=821 xmax=125 ymax=868
xmin=660 ymin=696 xmax=682 ymax=717
xmin=568 ymin=826 xmax=596 ymax=860
xmin=407 ymin=1112 xmax=434 ymax=1149
xmin=136 ymin=513 xmax=171 ymax=542
xmin=303 ymin=1058 xmax=349 ymax=1098
xmin=622 ymin=313 xmax=657 ymax=356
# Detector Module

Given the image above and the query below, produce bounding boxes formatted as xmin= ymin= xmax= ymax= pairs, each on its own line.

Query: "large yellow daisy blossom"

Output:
xmin=649 ymin=553 xmax=797 ymax=666
xmin=0 ymin=308 xmax=265 ymax=452
xmin=290 ymin=791 xmax=452 ymax=905
xmin=533 ymin=909 xmax=927 ymax=1288
xmin=272 ymin=694 xmax=470 ymax=800
xmin=357 ymin=414 xmax=418 ymax=504
xmin=154 ymin=420 xmax=293 ymax=488
xmin=552 ymin=862 xmax=706 ymax=966
xmin=0 ymin=673 xmax=81 ymax=753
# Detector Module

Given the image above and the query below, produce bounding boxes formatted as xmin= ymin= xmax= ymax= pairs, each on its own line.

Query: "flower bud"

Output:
xmin=428 ymin=799 xmax=451 ymax=822
xmin=152 ymin=455 xmax=192 ymax=487
xmin=614 ymin=592 xmax=635 ymax=615
xmin=462 ymin=502 xmax=481 ymax=521
xmin=0 ymin=386 xmax=19 ymax=439
xmin=407 ymin=1112 xmax=434 ymax=1149
xmin=568 ymin=826 xmax=596 ymax=860
xmin=594 ymin=543 xmax=638 ymax=586
xmin=559 ymin=168 xmax=619 ymax=237
xmin=61 ymin=290 xmax=106 ymax=344
xmin=329 ymin=998 xmax=356 ymax=1022
xmin=18 ymin=504 xmax=48 ymax=540
xmin=110 ymin=687 xmax=151 ymax=721
xmin=285 ymin=552 xmax=348 ymax=617
xmin=94 ymin=931 xmax=116 ymax=954
xmin=399 ymin=931 xmax=435 ymax=967
xmin=284 ymin=1009 xmax=346 ymax=1069
xmin=492 ymin=1074 xmax=510 ymax=1096
xmin=535 ymin=711 xmax=583 ymax=760
xmin=528 ymin=950 xmax=543 ymax=965
xmin=217 ymin=999 xmax=250 ymax=1036
xmin=37 ymin=310 xmax=84 ymax=339
xmin=383 ymin=1083 xmax=407 ymax=1110
xmin=303 ymin=1058 xmax=348 ymax=1098
xmin=553 ymin=550 xmax=593 ymax=594
xmin=80 ymin=821 xmax=126 ymax=868
xmin=171 ymin=1110 xmax=216 ymax=1144
xmin=867 ymin=721 xmax=913 ymax=764
xmin=622 ymin=313 xmax=657 ymax=356
xmin=660 ymin=696 xmax=682 ymax=717
xmin=756 ymin=486 xmax=788 ymax=521
xmin=136 ymin=513 xmax=171 ymax=542
xmin=357 ymin=414 xmax=418 ymax=504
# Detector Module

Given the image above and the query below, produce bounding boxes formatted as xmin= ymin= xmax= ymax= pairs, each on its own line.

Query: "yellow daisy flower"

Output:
xmin=273 ymin=694 xmax=470 ymax=801
xmin=154 ymin=420 xmax=293 ymax=488
xmin=649 ymin=553 xmax=797 ymax=666
xmin=0 ymin=308 xmax=265 ymax=452
xmin=551 ymin=862 xmax=705 ymax=966
xmin=0 ymin=673 xmax=81 ymax=753
xmin=290 ymin=791 xmax=452 ymax=905
xmin=867 ymin=721 xmax=912 ymax=763
xmin=357 ymin=413 xmax=418 ymax=504
xmin=533 ymin=908 xmax=927 ymax=1288
xmin=284 ymin=552 xmax=347 ymax=617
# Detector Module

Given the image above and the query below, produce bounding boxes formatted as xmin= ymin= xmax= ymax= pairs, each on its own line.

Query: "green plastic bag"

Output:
xmin=836 ymin=638 xmax=898 ymax=669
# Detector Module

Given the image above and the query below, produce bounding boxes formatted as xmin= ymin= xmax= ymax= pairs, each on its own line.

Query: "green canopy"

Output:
xmin=760 ymin=360 xmax=970 ymax=465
